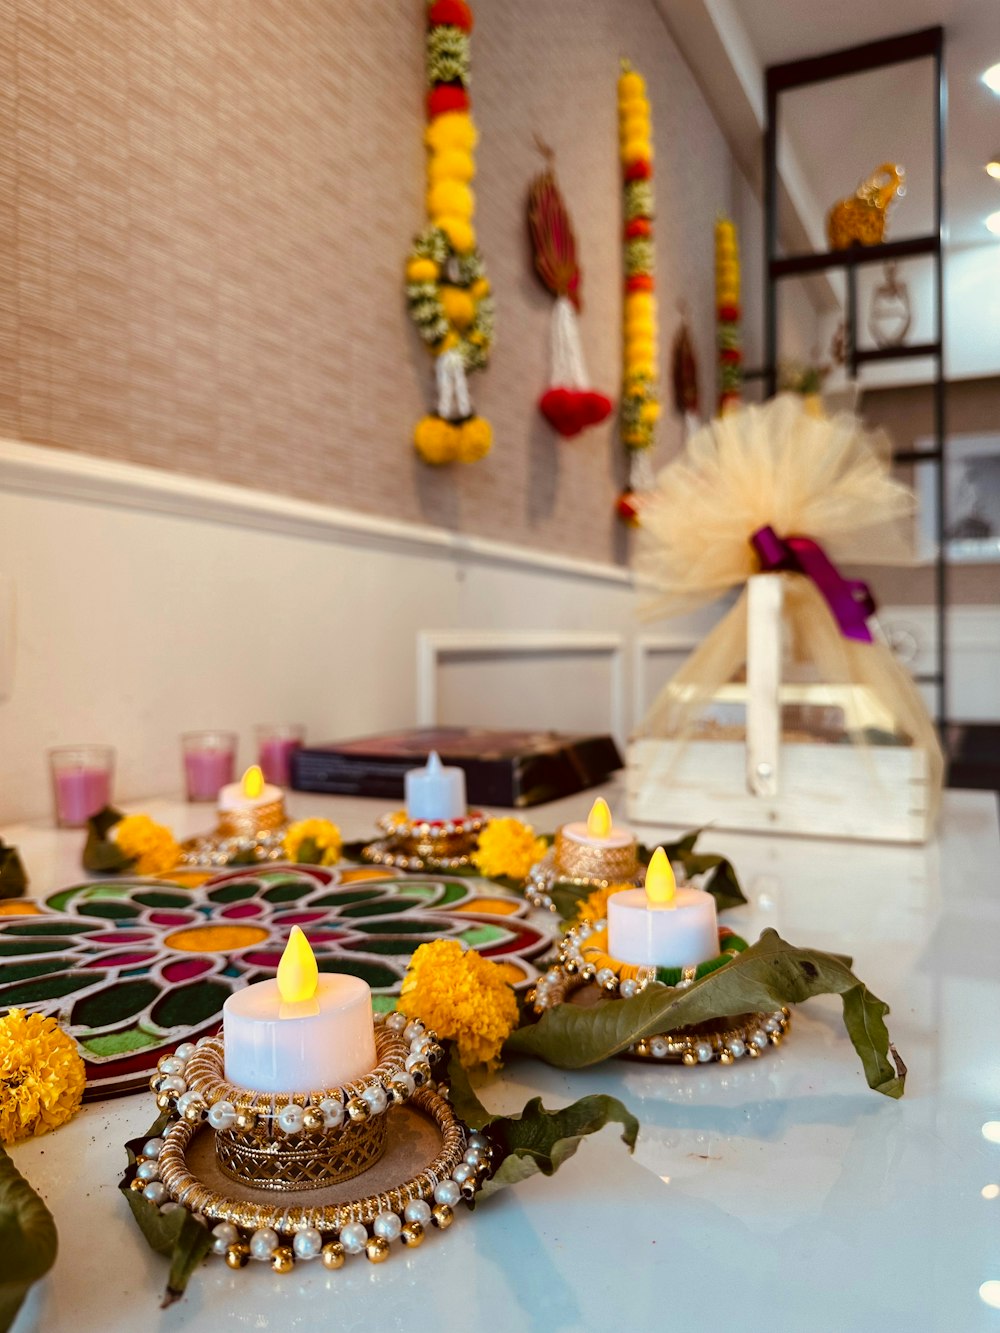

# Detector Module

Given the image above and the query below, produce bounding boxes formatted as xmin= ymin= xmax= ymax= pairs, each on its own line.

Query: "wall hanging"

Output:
xmin=715 ymin=215 xmax=742 ymax=414
xmin=527 ymin=144 xmax=613 ymax=439
xmin=405 ymin=0 xmax=495 ymax=465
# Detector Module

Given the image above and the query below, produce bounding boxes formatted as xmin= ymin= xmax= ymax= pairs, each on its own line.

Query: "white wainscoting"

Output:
xmin=631 ymin=631 xmax=703 ymax=725
xmin=879 ymin=604 xmax=1000 ymax=722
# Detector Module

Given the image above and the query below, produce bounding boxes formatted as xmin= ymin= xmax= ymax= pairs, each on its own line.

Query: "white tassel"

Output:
xmin=550 ymin=296 xmax=589 ymax=390
xmin=436 ymin=348 xmax=472 ymax=421
xmin=629 ymin=447 xmax=656 ymax=494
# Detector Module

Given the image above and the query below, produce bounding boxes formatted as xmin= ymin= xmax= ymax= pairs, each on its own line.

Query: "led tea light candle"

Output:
xmin=553 ymin=797 xmax=639 ymax=884
xmin=223 ymin=926 xmax=377 ymax=1093
xmin=405 ymin=750 xmax=466 ymax=822
xmin=607 ymin=847 xmax=719 ymax=969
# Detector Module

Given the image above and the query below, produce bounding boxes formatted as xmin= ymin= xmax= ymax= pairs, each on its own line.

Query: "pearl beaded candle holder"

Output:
xmin=361 ymin=811 xmax=487 ymax=872
xmin=155 ymin=1021 xmax=436 ymax=1192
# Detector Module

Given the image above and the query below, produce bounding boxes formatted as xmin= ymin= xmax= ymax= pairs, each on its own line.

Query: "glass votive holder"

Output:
xmin=182 ymin=731 xmax=237 ymax=803
xmin=256 ymin=724 xmax=306 ymax=787
xmin=49 ymin=745 xmax=115 ymax=828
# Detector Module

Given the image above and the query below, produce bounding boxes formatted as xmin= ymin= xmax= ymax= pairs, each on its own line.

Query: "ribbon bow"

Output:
xmin=750 ymin=525 xmax=876 ymax=644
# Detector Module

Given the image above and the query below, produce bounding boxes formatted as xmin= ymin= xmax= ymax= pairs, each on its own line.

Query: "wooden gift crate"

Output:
xmin=626 ymin=576 xmax=935 ymax=844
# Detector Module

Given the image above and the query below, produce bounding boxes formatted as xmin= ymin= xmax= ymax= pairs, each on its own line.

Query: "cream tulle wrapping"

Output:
xmin=633 ymin=395 xmax=943 ymax=826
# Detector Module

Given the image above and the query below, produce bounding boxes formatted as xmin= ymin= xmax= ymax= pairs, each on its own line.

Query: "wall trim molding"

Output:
xmin=0 ymin=437 xmax=633 ymax=588
xmin=632 ymin=631 xmax=702 ymax=724
xmin=416 ymin=630 xmax=628 ymax=742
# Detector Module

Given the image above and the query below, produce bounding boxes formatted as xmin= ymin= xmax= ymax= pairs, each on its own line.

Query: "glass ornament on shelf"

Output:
xmin=868 ymin=262 xmax=912 ymax=349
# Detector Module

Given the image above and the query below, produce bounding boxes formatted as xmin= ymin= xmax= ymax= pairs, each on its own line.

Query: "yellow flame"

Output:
xmin=276 ymin=925 xmax=319 ymax=1004
xmin=586 ymin=797 xmax=612 ymax=839
xmin=241 ymin=765 xmax=265 ymax=799
xmin=644 ymin=847 xmax=676 ymax=907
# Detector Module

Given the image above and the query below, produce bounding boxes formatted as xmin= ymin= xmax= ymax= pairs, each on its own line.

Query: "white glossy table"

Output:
xmin=4 ymin=783 xmax=1000 ymax=1333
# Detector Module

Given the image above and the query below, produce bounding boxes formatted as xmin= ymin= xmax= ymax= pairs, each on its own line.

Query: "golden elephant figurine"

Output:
xmin=827 ymin=163 xmax=905 ymax=250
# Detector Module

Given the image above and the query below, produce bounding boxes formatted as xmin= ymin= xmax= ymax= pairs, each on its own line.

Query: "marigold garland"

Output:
xmin=406 ymin=0 xmax=494 ymax=465
xmin=111 ymin=814 xmax=182 ymax=877
xmin=282 ymin=818 xmax=343 ymax=867
xmin=397 ymin=939 xmax=518 ymax=1069
xmin=715 ymin=215 xmax=743 ymax=414
xmin=471 ymin=817 xmax=548 ymax=881
xmin=0 ymin=1010 xmax=86 ymax=1144
xmin=617 ymin=62 xmax=660 ymax=525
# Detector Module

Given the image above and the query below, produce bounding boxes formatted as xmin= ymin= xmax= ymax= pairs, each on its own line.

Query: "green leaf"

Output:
xmin=295 ymin=837 xmax=320 ymax=865
xmin=444 ymin=1049 xmax=639 ymax=1204
xmin=0 ymin=843 xmax=28 ymax=900
xmin=82 ymin=807 xmax=134 ymax=875
xmin=0 ymin=1145 xmax=58 ymax=1333
xmin=120 ymin=1113 xmax=213 ymax=1307
xmin=640 ymin=831 xmax=748 ymax=911
xmin=506 ymin=927 xmax=905 ymax=1098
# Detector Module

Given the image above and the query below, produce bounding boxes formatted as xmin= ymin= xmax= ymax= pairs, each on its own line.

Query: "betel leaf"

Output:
xmin=0 ymin=1145 xmax=58 ymax=1333
xmin=82 ymin=807 xmax=134 ymax=875
xmin=120 ymin=1114 xmax=213 ymax=1308
xmin=0 ymin=843 xmax=28 ymax=900
xmin=445 ymin=1050 xmax=639 ymax=1205
xmin=506 ymin=927 xmax=906 ymax=1099
xmin=642 ymin=830 xmax=748 ymax=912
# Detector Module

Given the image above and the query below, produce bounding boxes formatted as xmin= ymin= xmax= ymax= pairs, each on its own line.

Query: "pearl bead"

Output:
xmin=319 ymin=1097 xmax=344 ymax=1129
xmin=373 ymin=1211 xmax=402 ymax=1241
xmin=212 ymin=1222 xmax=239 ymax=1255
xmin=727 ymin=1038 xmax=746 ymax=1058
xmin=403 ymin=1199 xmax=431 ymax=1226
xmin=158 ymin=1075 xmax=186 ymax=1095
xmin=249 ymin=1228 xmax=279 ymax=1260
xmin=207 ymin=1101 xmax=236 ymax=1131
xmin=466 ymin=1133 xmax=488 ymax=1151
xmin=339 ymin=1222 xmax=368 ymax=1254
xmin=392 ymin=1071 xmax=415 ymax=1098
xmin=362 ymin=1084 xmax=388 ymax=1115
xmin=695 ymin=1041 xmax=714 ymax=1063
xmin=292 ymin=1227 xmax=323 ymax=1260
xmin=764 ymin=1017 xmax=781 ymax=1033
xmin=464 ymin=1146 xmax=485 ymax=1167
xmin=175 ymin=1090 xmax=196 ymax=1113
xmin=649 ymin=1038 xmax=669 ymax=1060
xmin=434 ymin=1180 xmax=461 ymax=1206
xmin=277 ymin=1104 xmax=305 ymax=1134
xmin=404 ymin=1052 xmax=424 ymax=1072
xmin=620 ymin=978 xmax=638 ymax=999
xmin=386 ymin=1012 xmax=407 ymax=1031
xmin=142 ymin=1137 xmax=165 ymax=1159
xmin=751 ymin=1031 xmax=769 ymax=1051
xmin=403 ymin=1021 xmax=425 ymax=1042
xmin=595 ymin=967 xmax=615 ymax=987
xmin=136 ymin=1161 xmax=159 ymax=1182
xmin=452 ymin=1162 xmax=475 ymax=1184
xmin=157 ymin=1058 xmax=184 ymax=1076
xmin=174 ymin=1042 xmax=196 ymax=1062
xmin=142 ymin=1182 xmax=168 ymax=1206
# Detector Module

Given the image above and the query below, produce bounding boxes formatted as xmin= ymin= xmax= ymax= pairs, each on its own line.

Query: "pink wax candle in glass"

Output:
xmin=256 ymin=724 xmax=305 ymax=788
xmin=182 ymin=731 xmax=237 ymax=802
xmin=49 ymin=746 xmax=115 ymax=828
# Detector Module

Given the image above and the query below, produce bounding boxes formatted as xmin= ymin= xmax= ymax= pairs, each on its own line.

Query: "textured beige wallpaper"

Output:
xmin=0 ymin=0 xmax=740 ymax=564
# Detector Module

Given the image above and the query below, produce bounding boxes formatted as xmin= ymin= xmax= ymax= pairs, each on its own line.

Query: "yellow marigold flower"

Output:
xmin=415 ymin=415 xmax=460 ymax=465
xmin=470 ymin=277 xmax=490 ymax=299
xmin=455 ymin=417 xmax=493 ymax=463
xmin=428 ymin=148 xmax=476 ymax=184
xmin=619 ymin=113 xmax=650 ymax=143
xmin=626 ymin=337 xmax=657 ymax=365
xmin=397 ymin=939 xmax=518 ymax=1070
xmin=112 ymin=814 xmax=181 ymax=876
xmin=434 ymin=331 xmax=460 ymax=355
xmin=282 ymin=818 xmax=342 ymax=866
xmin=472 ymin=817 xmax=547 ymax=880
xmin=439 ymin=285 xmax=476 ymax=330
xmin=438 ymin=216 xmax=476 ymax=254
xmin=618 ymin=70 xmax=647 ymax=99
xmin=640 ymin=401 xmax=661 ymax=424
xmin=622 ymin=138 xmax=653 ymax=165
xmin=425 ymin=111 xmax=477 ymax=153
xmin=428 ymin=179 xmax=474 ymax=221
xmin=0 ymin=1010 xmax=85 ymax=1144
xmin=406 ymin=257 xmax=439 ymax=283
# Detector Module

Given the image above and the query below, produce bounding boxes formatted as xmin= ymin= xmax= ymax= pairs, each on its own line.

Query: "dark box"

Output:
xmin=291 ymin=727 xmax=622 ymax=809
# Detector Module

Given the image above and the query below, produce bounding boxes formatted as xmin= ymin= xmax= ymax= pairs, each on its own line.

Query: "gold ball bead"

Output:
xmin=400 ymin=1221 xmax=424 ymax=1247
xmin=225 ymin=1244 xmax=249 ymax=1270
xmin=183 ymin=1102 xmax=204 ymax=1123
xmin=719 ymin=1050 xmax=734 ymax=1065
xmin=431 ymin=1203 xmax=454 ymax=1230
xmin=768 ymin=1032 xmax=783 ymax=1046
xmin=235 ymin=1111 xmax=257 ymax=1131
xmin=681 ymin=1051 xmax=698 ymax=1067
xmin=321 ymin=1242 xmax=345 ymax=1270
xmin=389 ymin=1080 xmax=410 ymax=1104
xmin=155 ymin=1093 xmax=172 ymax=1111
xmin=302 ymin=1108 xmax=324 ymax=1134
xmin=365 ymin=1236 xmax=390 ymax=1264
xmin=271 ymin=1246 xmax=294 ymax=1274
xmin=130 ymin=1176 xmax=147 ymax=1193
xmin=409 ymin=1061 xmax=432 ymax=1086
xmin=747 ymin=1044 xmax=760 ymax=1058
xmin=347 ymin=1096 xmax=370 ymax=1122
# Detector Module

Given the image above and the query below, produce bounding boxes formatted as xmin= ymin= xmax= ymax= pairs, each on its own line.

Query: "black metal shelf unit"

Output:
xmin=761 ymin=25 xmax=948 ymax=727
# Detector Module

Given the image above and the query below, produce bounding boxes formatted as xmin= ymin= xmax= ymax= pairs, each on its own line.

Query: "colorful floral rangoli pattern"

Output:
xmin=0 ymin=865 xmax=550 ymax=1098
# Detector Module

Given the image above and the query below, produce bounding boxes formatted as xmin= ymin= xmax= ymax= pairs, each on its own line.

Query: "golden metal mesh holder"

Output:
xmin=217 ymin=798 xmax=286 ymax=839
xmin=552 ymin=829 xmax=640 ymax=885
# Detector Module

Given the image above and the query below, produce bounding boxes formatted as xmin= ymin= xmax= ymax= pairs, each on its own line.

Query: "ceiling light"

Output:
xmin=987 ymin=211 xmax=1000 ymax=236
xmin=985 ymin=63 xmax=1000 ymax=94
xmin=988 ymin=158 xmax=1000 ymax=180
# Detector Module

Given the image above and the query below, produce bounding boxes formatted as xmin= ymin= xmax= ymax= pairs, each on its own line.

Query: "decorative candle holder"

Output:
xmin=178 ymin=791 xmax=290 ymax=868
xmin=126 ymin=1012 xmax=494 ymax=1274
xmin=529 ymin=919 xmax=791 ymax=1066
xmin=361 ymin=811 xmax=488 ymax=872
xmin=525 ymin=829 xmax=641 ymax=911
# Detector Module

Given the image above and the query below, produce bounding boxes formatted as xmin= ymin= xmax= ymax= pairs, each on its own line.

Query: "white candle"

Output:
xmin=560 ymin=796 xmax=634 ymax=848
xmin=607 ymin=848 xmax=719 ymax=969
xmin=218 ymin=763 xmax=282 ymax=812
xmin=405 ymin=750 xmax=466 ymax=821
xmin=223 ymin=926 xmax=376 ymax=1092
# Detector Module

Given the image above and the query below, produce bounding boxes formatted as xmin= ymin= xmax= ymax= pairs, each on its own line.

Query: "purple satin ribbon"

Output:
xmin=750 ymin=525 xmax=876 ymax=644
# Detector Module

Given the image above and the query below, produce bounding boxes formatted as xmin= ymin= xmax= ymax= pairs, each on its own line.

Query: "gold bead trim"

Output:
xmin=157 ymin=1087 xmax=468 ymax=1233
xmin=361 ymin=812 xmax=486 ymax=871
